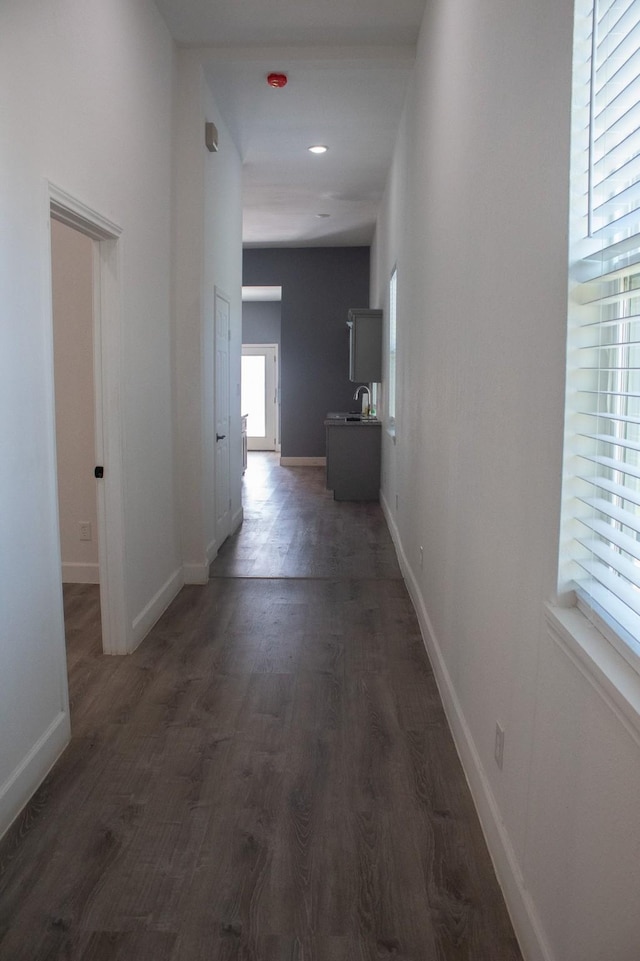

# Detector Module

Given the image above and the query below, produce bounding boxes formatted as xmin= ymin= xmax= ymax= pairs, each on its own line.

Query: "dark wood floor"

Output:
xmin=210 ymin=454 xmax=401 ymax=580
xmin=0 ymin=453 xmax=522 ymax=961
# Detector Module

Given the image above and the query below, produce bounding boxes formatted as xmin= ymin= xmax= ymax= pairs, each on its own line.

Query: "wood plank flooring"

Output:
xmin=210 ymin=455 xmax=400 ymax=580
xmin=0 ymin=453 xmax=522 ymax=961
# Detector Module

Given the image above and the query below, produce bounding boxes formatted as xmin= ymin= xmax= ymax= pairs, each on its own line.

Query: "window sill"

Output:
xmin=544 ymin=601 xmax=640 ymax=742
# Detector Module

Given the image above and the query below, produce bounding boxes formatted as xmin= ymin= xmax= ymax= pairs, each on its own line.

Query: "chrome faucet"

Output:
xmin=353 ymin=384 xmax=371 ymax=413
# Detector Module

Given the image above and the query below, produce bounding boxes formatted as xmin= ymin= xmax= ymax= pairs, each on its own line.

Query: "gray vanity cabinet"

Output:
xmin=325 ymin=421 xmax=381 ymax=501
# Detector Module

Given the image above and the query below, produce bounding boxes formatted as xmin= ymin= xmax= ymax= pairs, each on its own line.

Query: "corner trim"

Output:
xmin=231 ymin=506 xmax=243 ymax=534
xmin=48 ymin=182 xmax=122 ymax=240
xmin=0 ymin=711 xmax=70 ymax=842
xmin=206 ymin=537 xmax=218 ymax=564
xmin=131 ymin=566 xmax=183 ymax=650
xmin=183 ymin=563 xmax=209 ymax=586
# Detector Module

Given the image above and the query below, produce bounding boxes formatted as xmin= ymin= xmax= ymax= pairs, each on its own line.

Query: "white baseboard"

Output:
xmin=181 ymin=537 xmax=219 ymax=584
xmin=206 ymin=536 xmax=218 ymax=564
xmin=131 ymin=566 xmax=183 ymax=650
xmin=280 ymin=456 xmax=326 ymax=467
xmin=0 ymin=710 xmax=70 ymax=842
xmin=61 ymin=562 xmax=99 ymax=584
xmin=186 ymin=514 xmax=244 ymax=584
xmin=380 ymin=491 xmax=553 ymax=961
xmin=183 ymin=562 xmax=209 ymax=585
xmin=231 ymin=506 xmax=243 ymax=534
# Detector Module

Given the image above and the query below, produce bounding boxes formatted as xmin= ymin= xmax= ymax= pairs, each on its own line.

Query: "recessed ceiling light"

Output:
xmin=308 ymin=145 xmax=328 ymax=154
xmin=316 ymin=213 xmax=330 ymax=218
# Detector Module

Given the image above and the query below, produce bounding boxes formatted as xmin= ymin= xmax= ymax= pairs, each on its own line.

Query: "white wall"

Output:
xmin=202 ymin=74 xmax=244 ymax=550
xmin=173 ymin=51 xmax=243 ymax=584
xmin=51 ymin=219 xmax=99 ymax=583
xmin=373 ymin=1 xmax=640 ymax=959
xmin=0 ymin=0 xmax=180 ymax=836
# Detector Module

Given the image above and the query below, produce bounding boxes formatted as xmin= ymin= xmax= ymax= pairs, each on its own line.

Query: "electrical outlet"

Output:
xmin=79 ymin=522 xmax=92 ymax=542
xmin=494 ymin=723 xmax=505 ymax=770
xmin=419 ymin=545 xmax=424 ymax=569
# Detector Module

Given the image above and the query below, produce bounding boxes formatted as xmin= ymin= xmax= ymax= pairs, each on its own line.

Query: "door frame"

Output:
xmin=214 ymin=286 xmax=232 ymax=551
xmin=48 ymin=183 xmax=128 ymax=655
xmin=242 ymin=343 xmax=279 ymax=451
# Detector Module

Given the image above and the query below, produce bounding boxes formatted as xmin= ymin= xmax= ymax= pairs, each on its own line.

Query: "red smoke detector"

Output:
xmin=267 ymin=72 xmax=288 ymax=88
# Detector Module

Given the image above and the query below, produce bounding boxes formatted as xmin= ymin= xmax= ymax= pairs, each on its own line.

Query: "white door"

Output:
xmin=241 ymin=344 xmax=278 ymax=450
xmin=215 ymin=288 xmax=232 ymax=547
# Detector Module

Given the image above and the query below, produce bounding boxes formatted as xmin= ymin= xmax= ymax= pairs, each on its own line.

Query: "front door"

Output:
xmin=215 ymin=288 xmax=231 ymax=548
xmin=241 ymin=344 xmax=278 ymax=450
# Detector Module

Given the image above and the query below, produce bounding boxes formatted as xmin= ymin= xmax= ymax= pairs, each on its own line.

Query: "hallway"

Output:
xmin=0 ymin=454 xmax=521 ymax=960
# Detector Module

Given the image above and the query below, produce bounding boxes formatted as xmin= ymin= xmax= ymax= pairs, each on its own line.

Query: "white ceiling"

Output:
xmin=154 ymin=0 xmax=426 ymax=246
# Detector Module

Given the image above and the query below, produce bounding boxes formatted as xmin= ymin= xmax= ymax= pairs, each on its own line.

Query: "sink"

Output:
xmin=326 ymin=411 xmax=376 ymax=422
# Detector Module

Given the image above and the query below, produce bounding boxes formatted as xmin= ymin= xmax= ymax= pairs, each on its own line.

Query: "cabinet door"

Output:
xmin=326 ymin=425 xmax=381 ymax=501
xmin=348 ymin=310 xmax=382 ymax=382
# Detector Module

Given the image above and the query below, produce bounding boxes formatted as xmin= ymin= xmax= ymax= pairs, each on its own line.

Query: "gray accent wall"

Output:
xmin=243 ymin=247 xmax=370 ymax=458
xmin=242 ymin=300 xmax=282 ymax=345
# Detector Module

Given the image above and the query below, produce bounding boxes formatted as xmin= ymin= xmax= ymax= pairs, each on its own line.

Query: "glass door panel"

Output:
xmin=241 ymin=345 xmax=278 ymax=450
xmin=241 ymin=354 xmax=266 ymax=437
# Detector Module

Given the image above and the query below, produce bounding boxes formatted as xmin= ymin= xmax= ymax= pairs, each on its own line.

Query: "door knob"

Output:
xmin=216 ymin=433 xmax=226 ymax=442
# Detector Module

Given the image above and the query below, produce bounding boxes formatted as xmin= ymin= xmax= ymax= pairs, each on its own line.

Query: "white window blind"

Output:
xmin=565 ymin=0 xmax=640 ymax=660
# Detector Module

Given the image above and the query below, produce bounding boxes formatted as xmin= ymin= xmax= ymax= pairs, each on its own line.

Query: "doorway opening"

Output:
xmin=51 ymin=218 xmax=104 ymax=684
xmin=241 ymin=285 xmax=282 ymax=459
xmin=241 ymin=344 xmax=279 ymax=451
xmin=49 ymin=184 xmax=128 ymax=656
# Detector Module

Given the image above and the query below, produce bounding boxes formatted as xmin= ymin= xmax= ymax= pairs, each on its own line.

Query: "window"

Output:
xmin=562 ymin=0 xmax=640 ymax=663
xmin=388 ymin=266 xmax=397 ymax=425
